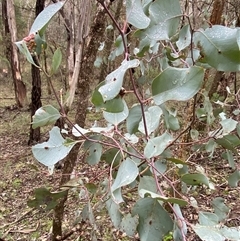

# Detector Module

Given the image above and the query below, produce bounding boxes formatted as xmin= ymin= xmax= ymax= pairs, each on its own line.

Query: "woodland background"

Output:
xmin=0 ymin=0 xmax=240 ymax=240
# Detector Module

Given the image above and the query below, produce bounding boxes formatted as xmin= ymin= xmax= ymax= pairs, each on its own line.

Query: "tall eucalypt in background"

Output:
xmin=16 ymin=0 xmax=240 ymax=241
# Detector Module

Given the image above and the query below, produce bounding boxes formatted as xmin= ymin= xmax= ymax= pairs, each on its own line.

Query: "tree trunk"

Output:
xmin=28 ymin=0 xmax=45 ymax=145
xmin=2 ymin=0 xmax=27 ymax=108
xmin=52 ymin=1 xmax=109 ymax=240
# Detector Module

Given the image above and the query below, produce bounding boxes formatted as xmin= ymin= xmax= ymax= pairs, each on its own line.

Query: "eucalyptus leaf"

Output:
xmin=194 ymin=26 xmax=240 ymax=71
xmin=199 ymin=211 xmax=219 ymax=226
xmin=32 ymin=105 xmax=61 ymax=129
xmin=111 ymin=158 xmax=139 ymax=203
xmin=228 ymin=170 xmax=240 ymax=187
xmin=212 ymin=197 xmax=230 ymax=222
xmin=120 ymin=213 xmax=138 ymax=237
xmin=51 ymin=48 xmax=62 ymax=75
xmin=138 ymin=106 xmax=162 ymax=134
xmin=85 ymin=142 xmax=102 ymax=165
xmin=181 ymin=173 xmax=210 ymax=186
xmin=144 ymin=132 xmax=173 ymax=158
xmin=91 ymin=83 xmax=125 ymax=112
xmin=215 ymin=134 xmax=240 ymax=152
xmin=173 ymin=204 xmax=188 ymax=241
xmin=225 ymin=150 xmax=235 ymax=169
xmin=126 ymin=0 xmax=150 ymax=29
xmin=176 ymin=24 xmax=191 ymax=51
xmin=106 ymin=198 xmax=123 ymax=228
xmin=127 ymin=104 xmax=145 ymax=134
xmin=15 ymin=41 xmax=38 ymax=67
xmin=27 ymin=187 xmax=67 ymax=211
xmin=30 ymin=2 xmax=65 ymax=35
xmin=220 ymin=118 xmax=238 ymax=135
xmin=101 ymin=148 xmax=122 ymax=167
xmin=193 ymin=224 xmax=225 ymax=241
xmin=152 ymin=66 xmax=204 ymax=105
xmin=145 ymin=0 xmax=182 ymax=40
xmin=139 ymin=189 xmax=188 ymax=206
xmin=103 ymin=99 xmax=129 ymax=125
xmin=138 ymin=176 xmax=157 ymax=196
xmin=32 ymin=127 xmax=77 ymax=167
xmin=132 ymin=198 xmax=173 ymax=241
xmin=99 ymin=59 xmax=139 ymax=102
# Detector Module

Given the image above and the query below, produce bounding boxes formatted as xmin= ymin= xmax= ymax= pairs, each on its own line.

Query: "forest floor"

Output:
xmin=1 ymin=80 xmax=240 ymax=241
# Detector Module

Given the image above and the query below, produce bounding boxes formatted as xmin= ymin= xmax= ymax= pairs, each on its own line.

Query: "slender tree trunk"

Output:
xmin=52 ymin=1 xmax=109 ymax=240
xmin=28 ymin=0 xmax=45 ymax=145
xmin=2 ymin=0 xmax=27 ymax=108
xmin=52 ymin=1 xmax=92 ymax=239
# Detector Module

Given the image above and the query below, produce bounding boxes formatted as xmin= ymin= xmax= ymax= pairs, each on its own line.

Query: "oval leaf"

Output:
xmin=152 ymin=66 xmax=204 ymax=105
xmin=103 ymin=99 xmax=129 ymax=125
xmin=144 ymin=132 xmax=173 ymax=158
xmin=132 ymin=198 xmax=173 ymax=241
xmin=32 ymin=105 xmax=61 ymax=129
xmin=51 ymin=48 xmax=62 ymax=75
xmin=111 ymin=158 xmax=139 ymax=203
xmin=30 ymin=2 xmax=65 ymax=35
xmin=99 ymin=59 xmax=139 ymax=102
xmin=32 ymin=127 xmax=77 ymax=167
xmin=181 ymin=173 xmax=209 ymax=186
xmin=126 ymin=0 xmax=150 ymax=29
xmin=194 ymin=26 xmax=240 ymax=71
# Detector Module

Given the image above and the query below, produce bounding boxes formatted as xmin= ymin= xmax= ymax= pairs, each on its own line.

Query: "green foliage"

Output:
xmin=51 ymin=48 xmax=62 ymax=75
xmin=32 ymin=127 xmax=77 ymax=171
xmin=16 ymin=0 xmax=240 ymax=240
xmin=29 ymin=2 xmax=65 ymax=36
xmin=27 ymin=187 xmax=67 ymax=211
xmin=31 ymin=105 xmax=61 ymax=129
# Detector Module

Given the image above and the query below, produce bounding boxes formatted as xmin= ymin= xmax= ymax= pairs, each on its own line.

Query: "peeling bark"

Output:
xmin=2 ymin=0 xmax=27 ymax=108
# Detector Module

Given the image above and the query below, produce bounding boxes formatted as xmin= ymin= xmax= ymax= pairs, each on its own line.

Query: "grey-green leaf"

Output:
xmin=228 ymin=170 xmax=240 ymax=187
xmin=138 ymin=106 xmax=162 ymax=134
xmin=139 ymin=189 xmax=188 ymax=206
xmin=120 ymin=213 xmax=138 ymax=237
xmin=32 ymin=105 xmax=61 ymax=129
xmin=30 ymin=2 xmax=65 ymax=35
xmin=103 ymin=99 xmax=129 ymax=125
xmin=144 ymin=132 xmax=173 ymax=158
xmin=144 ymin=0 xmax=182 ymax=40
xmin=85 ymin=142 xmax=102 ymax=165
xmin=99 ymin=59 xmax=139 ymax=102
xmin=51 ymin=48 xmax=62 ymax=75
xmin=138 ymin=176 xmax=157 ymax=196
xmin=194 ymin=26 xmax=240 ymax=71
xmin=181 ymin=173 xmax=210 ymax=186
xmin=199 ymin=211 xmax=219 ymax=226
xmin=152 ymin=66 xmax=204 ymax=105
xmin=126 ymin=0 xmax=150 ymax=29
xmin=32 ymin=127 xmax=76 ymax=167
xmin=176 ymin=24 xmax=191 ymax=51
xmin=212 ymin=197 xmax=230 ymax=222
xmin=111 ymin=158 xmax=139 ymax=203
xmin=132 ymin=197 xmax=173 ymax=241
xmin=193 ymin=224 xmax=225 ymax=241
xmin=15 ymin=41 xmax=38 ymax=67
xmin=106 ymin=198 xmax=123 ymax=228
xmin=127 ymin=104 xmax=144 ymax=134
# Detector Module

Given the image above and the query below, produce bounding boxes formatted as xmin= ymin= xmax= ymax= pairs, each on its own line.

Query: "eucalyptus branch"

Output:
xmin=97 ymin=0 xmax=128 ymax=57
xmin=185 ymin=14 xmax=195 ymax=65
xmin=98 ymin=0 xmax=149 ymax=138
